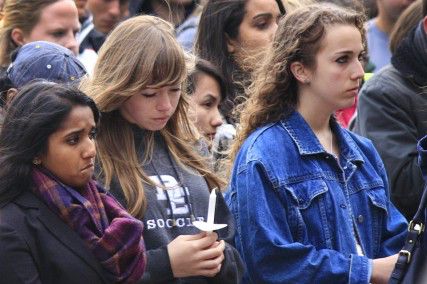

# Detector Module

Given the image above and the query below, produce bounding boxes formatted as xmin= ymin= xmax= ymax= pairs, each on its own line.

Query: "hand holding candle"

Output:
xmin=192 ymin=188 xmax=227 ymax=233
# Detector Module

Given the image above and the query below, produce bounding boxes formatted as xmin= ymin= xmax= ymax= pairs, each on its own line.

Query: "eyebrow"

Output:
xmin=63 ymin=129 xmax=84 ymax=136
xmin=62 ymin=125 xmax=95 ymax=137
xmin=253 ymin=13 xmax=273 ymax=20
xmin=202 ymin=94 xmax=221 ymax=102
xmin=334 ymin=49 xmax=364 ymax=56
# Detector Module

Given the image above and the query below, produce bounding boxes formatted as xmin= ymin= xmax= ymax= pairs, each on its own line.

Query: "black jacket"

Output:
xmin=0 ymin=191 xmax=111 ymax=284
xmin=352 ymin=22 xmax=427 ymax=220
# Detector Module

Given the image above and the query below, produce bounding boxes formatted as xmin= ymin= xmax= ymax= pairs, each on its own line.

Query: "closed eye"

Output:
xmin=141 ymin=93 xmax=156 ymax=98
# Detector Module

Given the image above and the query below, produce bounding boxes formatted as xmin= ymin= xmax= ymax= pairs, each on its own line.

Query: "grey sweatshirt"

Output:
xmin=108 ymin=131 xmax=244 ymax=284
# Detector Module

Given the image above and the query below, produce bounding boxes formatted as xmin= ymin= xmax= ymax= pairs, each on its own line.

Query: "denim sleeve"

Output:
xmin=229 ymin=160 xmax=371 ymax=284
xmin=373 ymin=150 xmax=407 ymax=256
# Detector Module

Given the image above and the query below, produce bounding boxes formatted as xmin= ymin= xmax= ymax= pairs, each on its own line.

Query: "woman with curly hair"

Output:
xmin=226 ymin=4 xmax=407 ymax=283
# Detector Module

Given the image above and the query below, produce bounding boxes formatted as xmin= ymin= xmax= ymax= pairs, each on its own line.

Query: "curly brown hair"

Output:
xmin=229 ymin=3 xmax=366 ymax=164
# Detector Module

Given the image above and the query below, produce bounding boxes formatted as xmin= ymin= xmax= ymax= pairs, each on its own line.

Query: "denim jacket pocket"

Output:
xmin=365 ymin=187 xmax=388 ymax=215
xmin=284 ymin=179 xmax=332 ymax=246
xmin=285 ymin=179 xmax=329 ymax=209
xmin=357 ymin=186 xmax=389 ymax=256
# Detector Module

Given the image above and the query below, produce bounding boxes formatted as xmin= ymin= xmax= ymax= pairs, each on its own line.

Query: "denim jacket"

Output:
xmin=226 ymin=111 xmax=407 ymax=284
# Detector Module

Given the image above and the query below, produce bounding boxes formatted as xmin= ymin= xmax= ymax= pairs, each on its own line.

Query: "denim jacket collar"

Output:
xmin=280 ymin=111 xmax=364 ymax=164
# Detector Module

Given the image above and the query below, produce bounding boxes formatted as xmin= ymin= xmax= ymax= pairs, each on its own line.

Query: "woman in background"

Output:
xmin=186 ymin=58 xmax=225 ymax=144
xmin=0 ymin=0 xmax=80 ymax=68
xmin=195 ymin=0 xmax=285 ymax=123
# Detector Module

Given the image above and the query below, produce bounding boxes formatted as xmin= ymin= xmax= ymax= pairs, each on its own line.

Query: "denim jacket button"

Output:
xmin=357 ymin=215 xmax=364 ymax=223
xmin=340 ymin=204 xmax=346 ymax=209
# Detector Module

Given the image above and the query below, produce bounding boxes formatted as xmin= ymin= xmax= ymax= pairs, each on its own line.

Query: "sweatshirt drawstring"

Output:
xmin=164 ymin=189 xmax=177 ymax=227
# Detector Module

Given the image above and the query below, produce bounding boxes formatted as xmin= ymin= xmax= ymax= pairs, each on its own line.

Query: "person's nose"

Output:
xmin=82 ymin=136 xmax=96 ymax=159
xmin=351 ymin=59 xmax=365 ymax=81
xmin=64 ymin=33 xmax=79 ymax=55
xmin=108 ymin=0 xmax=120 ymax=18
xmin=156 ymin=92 xmax=172 ymax=112
xmin=210 ymin=108 xmax=223 ymax=128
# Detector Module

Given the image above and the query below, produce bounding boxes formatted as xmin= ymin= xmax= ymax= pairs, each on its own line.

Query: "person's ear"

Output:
xmin=11 ymin=28 xmax=26 ymax=46
xmin=290 ymin=61 xmax=311 ymax=84
xmin=6 ymin=88 xmax=18 ymax=106
xmin=226 ymin=34 xmax=237 ymax=54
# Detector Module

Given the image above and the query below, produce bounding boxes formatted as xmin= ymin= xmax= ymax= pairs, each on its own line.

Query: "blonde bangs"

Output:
xmin=145 ymin=40 xmax=187 ymax=88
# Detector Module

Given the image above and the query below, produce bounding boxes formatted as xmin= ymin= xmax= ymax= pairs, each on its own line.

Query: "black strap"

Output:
xmin=412 ymin=184 xmax=427 ymax=224
xmin=389 ymin=185 xmax=427 ymax=284
xmin=389 ymin=230 xmax=419 ymax=283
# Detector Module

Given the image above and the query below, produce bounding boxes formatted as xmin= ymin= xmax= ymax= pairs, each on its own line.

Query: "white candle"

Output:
xmin=207 ymin=188 xmax=217 ymax=226
xmin=192 ymin=187 xmax=227 ymax=232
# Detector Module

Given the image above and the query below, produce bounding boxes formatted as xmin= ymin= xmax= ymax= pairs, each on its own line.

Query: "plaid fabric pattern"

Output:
xmin=31 ymin=167 xmax=146 ymax=283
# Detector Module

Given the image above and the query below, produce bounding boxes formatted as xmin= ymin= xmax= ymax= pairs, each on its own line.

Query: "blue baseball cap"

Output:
xmin=7 ymin=41 xmax=87 ymax=88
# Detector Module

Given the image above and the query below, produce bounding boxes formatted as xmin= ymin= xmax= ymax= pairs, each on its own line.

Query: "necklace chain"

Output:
xmin=315 ymin=127 xmax=334 ymax=155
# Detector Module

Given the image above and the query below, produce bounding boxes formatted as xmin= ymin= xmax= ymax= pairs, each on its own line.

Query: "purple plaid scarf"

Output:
xmin=31 ymin=167 xmax=146 ymax=283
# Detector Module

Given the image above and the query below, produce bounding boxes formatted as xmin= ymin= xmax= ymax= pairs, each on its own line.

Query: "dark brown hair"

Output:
xmin=186 ymin=58 xmax=227 ymax=101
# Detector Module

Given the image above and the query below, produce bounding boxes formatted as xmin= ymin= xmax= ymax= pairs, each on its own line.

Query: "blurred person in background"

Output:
xmin=195 ymin=0 xmax=285 ymax=124
xmin=77 ymin=0 xmax=129 ymax=73
xmin=186 ymin=58 xmax=233 ymax=174
xmin=186 ymin=58 xmax=225 ymax=145
xmin=128 ymin=0 xmax=201 ymax=52
xmin=0 ymin=0 xmax=80 ymax=70
xmin=352 ymin=0 xmax=427 ymax=220
xmin=366 ymin=0 xmax=415 ymax=72
xmin=0 ymin=41 xmax=87 ymax=124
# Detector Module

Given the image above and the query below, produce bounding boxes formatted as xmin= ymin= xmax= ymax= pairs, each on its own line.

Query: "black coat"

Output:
xmin=0 ymin=191 xmax=111 ymax=284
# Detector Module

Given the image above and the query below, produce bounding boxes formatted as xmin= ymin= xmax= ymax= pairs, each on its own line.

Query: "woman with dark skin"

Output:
xmin=0 ymin=82 xmax=146 ymax=283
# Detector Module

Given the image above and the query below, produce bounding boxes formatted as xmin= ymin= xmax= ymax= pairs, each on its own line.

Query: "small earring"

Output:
xmin=33 ymin=158 xmax=41 ymax=165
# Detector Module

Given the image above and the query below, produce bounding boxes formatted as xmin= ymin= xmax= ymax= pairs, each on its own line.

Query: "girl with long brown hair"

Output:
xmin=81 ymin=15 xmax=243 ymax=283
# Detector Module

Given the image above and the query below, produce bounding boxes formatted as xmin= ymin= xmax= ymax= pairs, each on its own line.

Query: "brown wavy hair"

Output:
xmin=81 ymin=15 xmax=224 ymax=218
xmin=229 ymin=3 xmax=366 ymax=164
